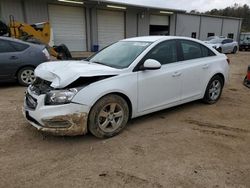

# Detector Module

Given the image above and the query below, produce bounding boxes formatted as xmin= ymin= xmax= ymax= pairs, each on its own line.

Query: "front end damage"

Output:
xmin=23 ymin=78 xmax=90 ymax=136
xmin=23 ymin=60 xmax=120 ymax=136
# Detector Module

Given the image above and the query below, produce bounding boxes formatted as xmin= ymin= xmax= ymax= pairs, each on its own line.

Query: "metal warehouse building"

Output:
xmin=0 ymin=0 xmax=242 ymax=52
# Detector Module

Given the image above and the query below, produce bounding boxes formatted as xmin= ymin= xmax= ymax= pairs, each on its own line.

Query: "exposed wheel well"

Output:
xmin=15 ymin=65 xmax=36 ymax=77
xmin=93 ymin=92 xmax=133 ymax=119
xmin=213 ymin=73 xmax=225 ymax=86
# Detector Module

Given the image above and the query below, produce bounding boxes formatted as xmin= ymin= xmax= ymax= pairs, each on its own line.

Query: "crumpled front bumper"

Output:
xmin=23 ymin=87 xmax=90 ymax=136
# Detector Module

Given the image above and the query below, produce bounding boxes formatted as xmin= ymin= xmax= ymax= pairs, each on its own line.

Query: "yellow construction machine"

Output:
xmin=0 ymin=15 xmax=72 ymax=60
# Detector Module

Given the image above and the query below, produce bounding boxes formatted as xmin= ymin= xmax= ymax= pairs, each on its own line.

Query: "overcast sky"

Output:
xmin=105 ymin=0 xmax=250 ymax=12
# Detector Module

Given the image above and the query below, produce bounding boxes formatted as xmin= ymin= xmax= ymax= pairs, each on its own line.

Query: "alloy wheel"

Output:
xmin=209 ymin=80 xmax=221 ymax=101
xmin=98 ymin=103 xmax=124 ymax=133
xmin=21 ymin=69 xmax=35 ymax=85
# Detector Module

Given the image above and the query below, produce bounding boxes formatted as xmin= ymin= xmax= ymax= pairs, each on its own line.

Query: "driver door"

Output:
xmin=0 ymin=39 xmax=21 ymax=80
xmin=137 ymin=40 xmax=182 ymax=113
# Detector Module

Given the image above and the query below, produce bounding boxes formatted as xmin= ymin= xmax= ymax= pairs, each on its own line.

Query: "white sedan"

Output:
xmin=206 ymin=38 xmax=238 ymax=54
xmin=23 ymin=36 xmax=229 ymax=138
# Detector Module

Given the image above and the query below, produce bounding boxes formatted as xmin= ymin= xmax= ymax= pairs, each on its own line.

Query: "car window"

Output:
xmin=144 ymin=40 xmax=177 ymax=65
xmin=223 ymin=39 xmax=232 ymax=44
xmin=10 ymin=41 xmax=29 ymax=51
xmin=0 ymin=40 xmax=17 ymax=53
xmin=201 ymin=45 xmax=216 ymax=57
xmin=180 ymin=40 xmax=202 ymax=60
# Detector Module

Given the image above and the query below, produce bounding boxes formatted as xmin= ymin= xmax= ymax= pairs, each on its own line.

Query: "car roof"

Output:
xmin=0 ymin=36 xmax=45 ymax=49
xmin=0 ymin=36 xmax=32 ymax=45
xmin=122 ymin=36 xmax=203 ymax=43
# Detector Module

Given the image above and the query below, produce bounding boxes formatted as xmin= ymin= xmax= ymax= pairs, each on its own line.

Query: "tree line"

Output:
xmin=190 ymin=4 xmax=250 ymax=32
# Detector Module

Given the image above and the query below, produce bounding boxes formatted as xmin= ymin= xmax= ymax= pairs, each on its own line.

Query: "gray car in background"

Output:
xmin=206 ymin=38 xmax=238 ymax=54
xmin=0 ymin=37 xmax=50 ymax=86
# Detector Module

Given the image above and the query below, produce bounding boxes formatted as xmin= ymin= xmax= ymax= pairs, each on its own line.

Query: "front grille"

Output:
xmin=26 ymin=93 xmax=37 ymax=110
xmin=30 ymin=77 xmax=53 ymax=95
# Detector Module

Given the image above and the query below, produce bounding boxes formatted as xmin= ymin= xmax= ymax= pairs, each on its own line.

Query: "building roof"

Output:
xmin=91 ymin=0 xmax=186 ymax=13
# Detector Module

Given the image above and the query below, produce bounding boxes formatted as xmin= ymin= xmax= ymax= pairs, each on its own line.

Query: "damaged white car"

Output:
xmin=23 ymin=36 xmax=229 ymax=138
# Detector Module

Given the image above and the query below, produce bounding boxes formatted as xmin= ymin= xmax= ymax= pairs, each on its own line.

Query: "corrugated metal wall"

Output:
xmin=0 ymin=0 xmax=242 ymax=50
xmin=24 ymin=0 xmax=48 ymax=23
xmin=176 ymin=14 xmax=200 ymax=38
xmin=1 ymin=0 xmax=24 ymax=23
xmin=0 ymin=0 xmax=48 ymax=24
xmin=175 ymin=13 xmax=241 ymax=41
xmin=222 ymin=19 xmax=241 ymax=40
xmin=200 ymin=16 xmax=223 ymax=40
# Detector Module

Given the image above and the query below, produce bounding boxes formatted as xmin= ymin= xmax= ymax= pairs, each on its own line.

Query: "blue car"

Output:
xmin=0 ymin=37 xmax=50 ymax=86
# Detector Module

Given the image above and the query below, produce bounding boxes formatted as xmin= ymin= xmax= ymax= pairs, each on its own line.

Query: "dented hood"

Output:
xmin=35 ymin=60 xmax=122 ymax=88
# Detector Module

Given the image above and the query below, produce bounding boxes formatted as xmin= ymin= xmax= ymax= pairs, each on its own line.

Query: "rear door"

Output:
xmin=222 ymin=39 xmax=232 ymax=53
xmin=178 ymin=39 xmax=216 ymax=100
xmin=137 ymin=40 xmax=182 ymax=112
xmin=0 ymin=39 xmax=27 ymax=79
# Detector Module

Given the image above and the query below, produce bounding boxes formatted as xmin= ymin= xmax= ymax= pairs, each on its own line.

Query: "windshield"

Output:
xmin=88 ymin=41 xmax=152 ymax=69
xmin=207 ymin=36 xmax=217 ymax=41
xmin=209 ymin=38 xmax=224 ymax=44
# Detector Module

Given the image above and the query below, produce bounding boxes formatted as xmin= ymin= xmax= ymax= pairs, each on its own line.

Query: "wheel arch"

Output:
xmin=90 ymin=92 xmax=133 ymax=120
xmin=203 ymin=72 xmax=225 ymax=98
xmin=212 ymin=73 xmax=225 ymax=86
xmin=15 ymin=65 xmax=36 ymax=77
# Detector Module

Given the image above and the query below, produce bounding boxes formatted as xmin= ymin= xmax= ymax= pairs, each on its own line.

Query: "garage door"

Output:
xmin=97 ymin=10 xmax=125 ymax=49
xmin=48 ymin=4 xmax=86 ymax=51
xmin=150 ymin=15 xmax=169 ymax=26
xmin=150 ymin=15 xmax=169 ymax=35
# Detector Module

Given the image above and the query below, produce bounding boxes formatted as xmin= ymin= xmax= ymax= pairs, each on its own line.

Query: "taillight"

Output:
xmin=42 ymin=48 xmax=50 ymax=61
xmin=247 ymin=65 xmax=250 ymax=81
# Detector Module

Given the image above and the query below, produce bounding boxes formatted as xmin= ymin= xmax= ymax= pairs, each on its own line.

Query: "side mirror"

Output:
xmin=142 ymin=59 xmax=161 ymax=70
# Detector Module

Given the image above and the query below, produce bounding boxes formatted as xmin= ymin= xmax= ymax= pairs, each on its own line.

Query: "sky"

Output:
xmin=103 ymin=0 xmax=250 ymax=12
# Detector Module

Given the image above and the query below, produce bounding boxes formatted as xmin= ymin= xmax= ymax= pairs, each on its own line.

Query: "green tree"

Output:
xmin=195 ymin=4 xmax=250 ymax=32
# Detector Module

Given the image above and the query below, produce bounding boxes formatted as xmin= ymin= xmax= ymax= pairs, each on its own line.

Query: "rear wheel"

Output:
xmin=88 ymin=94 xmax=129 ymax=138
xmin=217 ymin=47 xmax=222 ymax=53
xmin=17 ymin=67 xmax=35 ymax=86
xmin=232 ymin=46 xmax=237 ymax=54
xmin=203 ymin=75 xmax=224 ymax=104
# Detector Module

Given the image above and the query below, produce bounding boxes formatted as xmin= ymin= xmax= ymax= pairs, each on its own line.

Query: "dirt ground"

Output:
xmin=0 ymin=52 xmax=249 ymax=188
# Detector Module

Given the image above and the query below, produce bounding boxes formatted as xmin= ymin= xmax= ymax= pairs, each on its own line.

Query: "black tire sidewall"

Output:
xmin=203 ymin=75 xmax=224 ymax=104
xmin=233 ymin=46 xmax=237 ymax=54
xmin=17 ymin=67 xmax=35 ymax=86
xmin=88 ymin=95 xmax=129 ymax=138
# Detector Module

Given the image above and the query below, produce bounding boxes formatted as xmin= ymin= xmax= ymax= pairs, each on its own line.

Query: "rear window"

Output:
xmin=180 ymin=40 xmax=215 ymax=61
xmin=10 ymin=41 xmax=29 ymax=51
xmin=180 ymin=40 xmax=203 ymax=60
xmin=200 ymin=45 xmax=216 ymax=57
xmin=0 ymin=40 xmax=16 ymax=53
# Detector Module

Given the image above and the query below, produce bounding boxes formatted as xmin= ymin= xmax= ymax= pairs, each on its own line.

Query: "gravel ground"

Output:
xmin=0 ymin=52 xmax=249 ymax=188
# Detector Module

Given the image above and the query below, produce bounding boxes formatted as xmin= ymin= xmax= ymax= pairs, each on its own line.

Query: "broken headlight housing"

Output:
xmin=45 ymin=88 xmax=78 ymax=105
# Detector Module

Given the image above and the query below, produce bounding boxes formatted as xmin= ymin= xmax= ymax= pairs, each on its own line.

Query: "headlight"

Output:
xmin=45 ymin=88 xmax=78 ymax=105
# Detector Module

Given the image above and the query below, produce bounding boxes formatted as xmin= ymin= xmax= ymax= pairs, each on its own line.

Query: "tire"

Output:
xmin=217 ymin=47 xmax=222 ymax=53
xmin=203 ymin=75 xmax=224 ymax=104
xmin=232 ymin=46 xmax=237 ymax=54
xmin=54 ymin=44 xmax=72 ymax=60
xmin=88 ymin=94 xmax=129 ymax=138
xmin=17 ymin=67 xmax=35 ymax=86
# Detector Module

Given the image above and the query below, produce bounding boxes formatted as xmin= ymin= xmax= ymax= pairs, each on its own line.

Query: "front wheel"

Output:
xmin=203 ymin=75 xmax=224 ymax=104
xmin=232 ymin=46 xmax=237 ymax=54
xmin=17 ymin=67 xmax=35 ymax=86
xmin=88 ymin=94 xmax=129 ymax=138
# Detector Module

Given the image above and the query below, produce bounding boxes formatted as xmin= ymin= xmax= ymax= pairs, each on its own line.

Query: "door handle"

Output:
xmin=172 ymin=71 xmax=182 ymax=77
xmin=202 ymin=64 xmax=209 ymax=69
xmin=9 ymin=56 xmax=18 ymax=60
